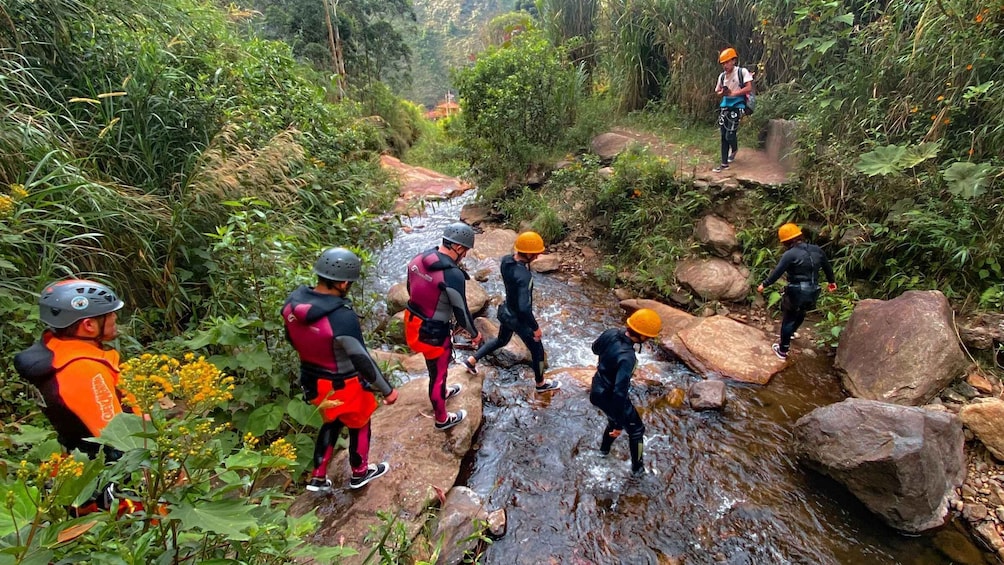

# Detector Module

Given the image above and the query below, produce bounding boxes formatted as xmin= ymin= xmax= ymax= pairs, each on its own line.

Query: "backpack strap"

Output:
xmin=738 ymin=67 xmax=746 ymax=88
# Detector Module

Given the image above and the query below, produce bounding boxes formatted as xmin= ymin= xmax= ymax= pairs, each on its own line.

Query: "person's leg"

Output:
xmin=720 ymin=124 xmax=730 ymax=166
xmin=471 ymin=324 xmax=514 ymax=362
xmin=513 ymin=324 xmax=547 ymax=384
xmin=311 ymin=421 xmax=343 ymax=478
xmin=426 ymin=351 xmax=451 ymax=423
xmin=347 ymin=421 xmax=371 ymax=477
xmin=599 ymin=418 xmax=619 ymax=455
xmin=778 ymin=290 xmax=807 ymax=353
xmin=624 ymin=407 xmax=646 ymax=474
xmin=727 ymin=121 xmax=739 ymax=160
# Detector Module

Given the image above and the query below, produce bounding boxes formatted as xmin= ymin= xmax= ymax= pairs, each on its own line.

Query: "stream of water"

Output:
xmin=363 ymin=193 xmax=991 ymax=565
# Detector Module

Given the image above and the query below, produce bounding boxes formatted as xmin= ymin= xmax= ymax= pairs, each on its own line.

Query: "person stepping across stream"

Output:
xmin=462 ymin=231 xmax=560 ymax=393
xmin=589 ymin=308 xmax=662 ymax=476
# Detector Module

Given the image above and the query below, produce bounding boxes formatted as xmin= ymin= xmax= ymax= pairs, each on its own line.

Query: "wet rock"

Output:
xmin=386 ymin=282 xmax=409 ymax=315
xmin=694 ymin=215 xmax=739 ymax=258
xmin=472 ymin=228 xmax=518 ymax=262
xmin=473 ymin=317 xmax=531 ymax=367
xmin=433 ymin=486 xmax=491 ymax=565
xmin=674 ymin=316 xmax=784 ymax=385
xmin=963 ymin=502 xmax=989 ymax=522
xmin=934 ymin=528 xmax=991 ymax=565
xmin=466 ymin=281 xmax=489 ymax=315
xmin=289 ymin=366 xmax=482 ymax=563
xmin=835 ymin=291 xmax=968 ymax=406
xmin=529 ymin=254 xmax=561 ymax=273
xmin=794 ymin=398 xmax=965 ymax=533
xmin=688 ymin=379 xmax=726 ymax=410
xmin=486 ymin=508 xmax=507 ymax=537
xmin=957 ymin=312 xmax=1004 ymax=350
xmin=967 ymin=372 xmax=996 ymax=394
xmin=952 ymin=381 xmax=980 ymax=400
xmin=960 ymin=399 xmax=1004 ymax=461
xmin=460 ymin=203 xmax=491 ymax=226
xmin=473 ymin=267 xmax=492 ymax=282
xmin=613 ymin=287 xmax=634 ymax=301
xmin=381 ymin=154 xmax=473 ymax=203
xmin=997 ymin=507 xmax=1004 ymax=522
xmin=591 ymin=132 xmax=634 ymax=162
xmin=974 ymin=522 xmax=1004 ymax=553
xmin=674 ymin=258 xmax=749 ymax=302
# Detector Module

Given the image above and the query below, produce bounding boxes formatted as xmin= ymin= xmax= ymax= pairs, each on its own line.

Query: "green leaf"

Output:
xmin=245 ymin=403 xmax=284 ymax=436
xmin=815 ymin=39 xmax=837 ymax=54
xmin=833 ymin=13 xmax=855 ymax=25
xmin=234 ymin=346 xmax=272 ymax=373
xmin=11 ymin=425 xmax=55 ymax=446
xmin=855 ymin=144 xmax=908 ymax=176
xmin=0 ymin=481 xmax=40 ymax=537
xmin=900 ymin=141 xmax=941 ymax=168
xmin=166 ymin=499 xmax=259 ymax=541
xmin=287 ymin=398 xmax=322 ymax=428
xmin=943 ymin=162 xmax=994 ymax=199
xmin=87 ymin=413 xmax=154 ymax=452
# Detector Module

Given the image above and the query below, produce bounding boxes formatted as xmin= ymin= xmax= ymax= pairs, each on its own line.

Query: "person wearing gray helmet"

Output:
xmin=282 ymin=247 xmax=399 ymax=492
xmin=14 ymin=279 xmax=132 ymax=460
xmin=404 ymin=222 xmax=482 ymax=431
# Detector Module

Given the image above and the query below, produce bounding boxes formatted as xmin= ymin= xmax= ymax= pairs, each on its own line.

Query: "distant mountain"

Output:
xmin=404 ymin=0 xmax=510 ymax=107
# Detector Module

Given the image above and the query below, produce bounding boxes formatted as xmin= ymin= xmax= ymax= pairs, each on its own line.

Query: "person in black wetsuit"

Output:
xmin=282 ymin=248 xmax=399 ymax=492
xmin=589 ymin=308 xmax=662 ymax=476
xmin=757 ymin=223 xmax=837 ymax=360
xmin=462 ymin=231 xmax=560 ymax=393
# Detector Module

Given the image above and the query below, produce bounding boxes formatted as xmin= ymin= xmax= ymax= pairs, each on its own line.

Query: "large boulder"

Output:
xmin=959 ymin=398 xmax=1004 ymax=461
xmin=433 ymin=487 xmax=495 ymax=565
xmin=471 ymin=228 xmax=517 ymax=262
xmin=795 ymin=398 xmax=965 ymax=533
xmin=473 ymin=317 xmax=530 ymax=367
xmin=673 ymin=316 xmax=784 ymax=384
xmin=590 ymin=132 xmax=633 ymax=162
xmin=290 ymin=366 xmax=482 ymax=563
xmin=619 ymin=299 xmax=699 ymax=338
xmin=835 ymin=291 xmax=968 ymax=405
xmin=694 ymin=215 xmax=739 ymax=258
xmin=386 ymin=282 xmax=409 ymax=315
xmin=674 ymin=258 xmax=749 ymax=302
xmin=688 ymin=379 xmax=727 ymax=410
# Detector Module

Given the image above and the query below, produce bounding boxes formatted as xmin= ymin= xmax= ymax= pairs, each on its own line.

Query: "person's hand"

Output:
xmin=827 ymin=282 xmax=837 ymax=292
xmin=384 ymin=389 xmax=399 ymax=405
xmin=533 ymin=328 xmax=542 ymax=341
xmin=608 ymin=429 xmax=622 ymax=438
xmin=756 ymin=283 xmax=765 ymax=294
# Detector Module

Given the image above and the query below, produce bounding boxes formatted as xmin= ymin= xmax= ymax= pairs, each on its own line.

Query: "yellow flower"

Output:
xmin=910 ymin=106 xmax=918 ymax=113
xmin=0 ymin=195 xmax=13 ymax=217
xmin=264 ymin=438 xmax=297 ymax=464
xmin=966 ymin=64 xmax=973 ymax=70
xmin=943 ymin=118 xmax=951 ymax=125
xmin=244 ymin=432 xmax=259 ymax=448
xmin=936 ymin=95 xmax=944 ymax=101
xmin=930 ymin=114 xmax=937 ymax=120
xmin=9 ymin=184 xmax=27 ymax=200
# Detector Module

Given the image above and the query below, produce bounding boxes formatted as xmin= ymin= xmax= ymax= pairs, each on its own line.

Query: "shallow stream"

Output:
xmin=364 ymin=193 xmax=991 ymax=565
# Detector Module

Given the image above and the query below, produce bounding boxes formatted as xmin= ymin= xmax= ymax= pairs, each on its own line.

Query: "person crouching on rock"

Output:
xmin=756 ymin=223 xmax=837 ymax=361
xmin=282 ymin=248 xmax=399 ymax=492
xmin=462 ymin=231 xmax=560 ymax=393
xmin=589 ymin=308 xmax=662 ymax=476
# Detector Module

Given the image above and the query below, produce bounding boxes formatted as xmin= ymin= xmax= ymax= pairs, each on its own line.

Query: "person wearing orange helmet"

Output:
xmin=712 ymin=47 xmax=754 ymax=173
xmin=462 ymin=231 xmax=560 ymax=392
xmin=589 ymin=308 xmax=662 ymax=476
xmin=757 ymin=223 xmax=837 ymax=360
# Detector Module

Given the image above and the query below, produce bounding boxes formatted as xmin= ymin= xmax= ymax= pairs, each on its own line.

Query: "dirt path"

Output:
xmin=610 ymin=126 xmax=792 ymax=186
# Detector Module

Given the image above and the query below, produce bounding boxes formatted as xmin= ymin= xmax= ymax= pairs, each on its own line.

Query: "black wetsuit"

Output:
xmin=761 ymin=242 xmax=835 ymax=354
xmin=589 ymin=328 xmax=645 ymax=473
xmin=471 ymin=254 xmax=547 ymax=383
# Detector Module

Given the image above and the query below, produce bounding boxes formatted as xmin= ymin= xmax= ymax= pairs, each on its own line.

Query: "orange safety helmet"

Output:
xmin=719 ymin=48 xmax=738 ymax=64
xmin=778 ymin=223 xmax=803 ymax=243
xmin=514 ymin=231 xmax=545 ymax=254
xmin=626 ymin=308 xmax=663 ymax=338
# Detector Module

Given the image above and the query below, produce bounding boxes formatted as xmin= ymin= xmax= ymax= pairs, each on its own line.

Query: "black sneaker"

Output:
xmin=445 ymin=383 xmax=462 ymax=400
xmin=461 ymin=356 xmax=478 ymax=375
xmin=306 ymin=477 xmax=333 ymax=493
xmin=535 ymin=380 xmax=561 ymax=393
xmin=712 ymin=163 xmax=730 ymax=173
xmin=772 ymin=343 xmax=788 ymax=360
xmin=349 ymin=462 xmax=390 ymax=489
xmin=727 ymin=151 xmax=736 ymax=163
xmin=435 ymin=410 xmax=467 ymax=431
xmin=631 ymin=465 xmax=646 ymax=477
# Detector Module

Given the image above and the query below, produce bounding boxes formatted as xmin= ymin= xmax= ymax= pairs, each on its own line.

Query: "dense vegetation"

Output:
xmin=449 ymin=0 xmax=1004 ymax=338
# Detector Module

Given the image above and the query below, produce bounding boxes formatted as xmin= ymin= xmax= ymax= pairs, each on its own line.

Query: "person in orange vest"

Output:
xmin=757 ymin=223 xmax=837 ymax=360
xmin=589 ymin=309 xmax=662 ymax=476
xmin=15 ymin=279 xmax=132 ymax=459
xmin=462 ymin=231 xmax=560 ymax=392
xmin=14 ymin=279 xmax=136 ymax=514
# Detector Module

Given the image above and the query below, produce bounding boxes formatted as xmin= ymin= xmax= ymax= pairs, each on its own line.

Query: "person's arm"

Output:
xmin=820 ymin=251 xmax=837 ymax=291
xmin=610 ymin=353 xmax=637 ymax=424
xmin=442 ymin=268 xmax=479 ymax=338
xmin=761 ymin=250 xmax=795 ymax=288
xmin=331 ymin=310 xmax=394 ymax=396
xmin=510 ymin=266 xmax=539 ymax=331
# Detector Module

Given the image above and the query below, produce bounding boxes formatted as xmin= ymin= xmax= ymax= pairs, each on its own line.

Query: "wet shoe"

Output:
xmin=306 ymin=477 xmax=333 ymax=493
xmin=631 ymin=465 xmax=646 ymax=477
xmin=535 ymin=380 xmax=561 ymax=393
xmin=772 ymin=343 xmax=788 ymax=360
xmin=461 ymin=356 xmax=478 ymax=375
xmin=435 ymin=410 xmax=467 ymax=431
xmin=349 ymin=462 xmax=389 ymax=489
xmin=445 ymin=383 xmax=462 ymax=400
xmin=712 ymin=163 xmax=729 ymax=173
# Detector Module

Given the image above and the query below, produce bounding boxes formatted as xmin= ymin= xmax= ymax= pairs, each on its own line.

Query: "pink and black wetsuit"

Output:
xmin=282 ymin=285 xmax=394 ymax=480
xmin=404 ymin=248 xmax=479 ymax=422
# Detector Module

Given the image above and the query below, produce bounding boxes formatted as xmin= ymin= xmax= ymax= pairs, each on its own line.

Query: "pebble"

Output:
xmin=997 ymin=507 xmax=1004 ymax=522
xmin=963 ymin=503 xmax=989 ymax=522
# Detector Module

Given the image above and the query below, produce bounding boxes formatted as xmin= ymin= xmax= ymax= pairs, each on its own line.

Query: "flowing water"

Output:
xmin=364 ymin=193 xmax=991 ymax=565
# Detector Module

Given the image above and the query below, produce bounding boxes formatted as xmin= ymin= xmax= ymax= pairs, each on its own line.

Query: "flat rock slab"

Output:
xmin=472 ymin=228 xmax=517 ymax=261
xmin=290 ymin=366 xmax=481 ymax=563
xmin=618 ymin=299 xmax=699 ymax=338
xmin=381 ymin=155 xmax=472 ymax=202
xmin=673 ymin=316 xmax=784 ymax=384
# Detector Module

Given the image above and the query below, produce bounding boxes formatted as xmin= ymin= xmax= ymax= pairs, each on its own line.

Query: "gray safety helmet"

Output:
xmin=39 ymin=279 xmax=124 ymax=329
xmin=313 ymin=247 xmax=362 ymax=282
xmin=443 ymin=222 xmax=475 ymax=249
